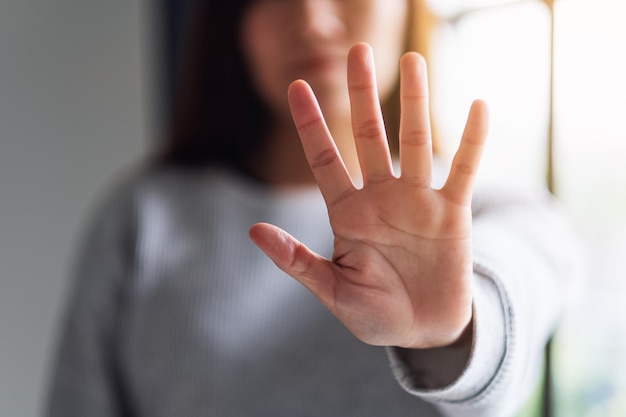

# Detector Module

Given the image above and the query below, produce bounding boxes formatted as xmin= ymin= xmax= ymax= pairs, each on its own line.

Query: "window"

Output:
xmin=425 ymin=0 xmax=626 ymax=415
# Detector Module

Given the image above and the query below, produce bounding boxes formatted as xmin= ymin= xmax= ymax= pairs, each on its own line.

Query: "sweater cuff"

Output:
xmin=386 ymin=269 xmax=508 ymax=404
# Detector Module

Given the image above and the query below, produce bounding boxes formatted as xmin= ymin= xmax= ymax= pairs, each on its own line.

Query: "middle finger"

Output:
xmin=347 ymin=43 xmax=394 ymax=185
xmin=399 ymin=52 xmax=433 ymax=186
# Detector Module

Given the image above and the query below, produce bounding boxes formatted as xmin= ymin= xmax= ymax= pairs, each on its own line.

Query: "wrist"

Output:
xmin=445 ymin=315 xmax=474 ymax=350
xmin=391 ymin=315 xmax=474 ymax=390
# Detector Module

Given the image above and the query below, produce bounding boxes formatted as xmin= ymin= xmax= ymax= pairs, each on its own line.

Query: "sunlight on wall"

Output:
xmin=427 ymin=0 xmax=626 ymax=415
xmin=429 ymin=1 xmax=551 ymax=188
xmin=553 ymin=0 xmax=626 ymax=416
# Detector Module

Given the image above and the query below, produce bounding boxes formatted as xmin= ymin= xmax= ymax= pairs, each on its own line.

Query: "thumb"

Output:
xmin=249 ymin=222 xmax=336 ymax=308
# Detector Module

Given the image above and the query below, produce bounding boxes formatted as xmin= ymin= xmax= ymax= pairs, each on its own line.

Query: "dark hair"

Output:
xmin=157 ymin=0 xmax=268 ymax=173
xmin=157 ymin=0 xmax=435 ymax=173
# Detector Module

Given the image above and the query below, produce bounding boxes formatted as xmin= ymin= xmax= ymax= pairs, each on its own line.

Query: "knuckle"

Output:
xmin=441 ymin=188 xmax=466 ymax=206
xmin=400 ymin=93 xmax=428 ymax=101
xmin=329 ymin=186 xmax=355 ymax=207
xmin=452 ymin=161 xmax=475 ymax=176
xmin=290 ymin=241 xmax=311 ymax=273
xmin=310 ymin=148 xmax=338 ymax=169
xmin=295 ymin=115 xmax=323 ymax=131
xmin=365 ymin=173 xmax=391 ymax=185
xmin=354 ymin=119 xmax=384 ymax=141
xmin=401 ymin=129 xmax=431 ymax=147
xmin=402 ymin=175 xmax=431 ymax=189
xmin=349 ymin=81 xmax=375 ymax=92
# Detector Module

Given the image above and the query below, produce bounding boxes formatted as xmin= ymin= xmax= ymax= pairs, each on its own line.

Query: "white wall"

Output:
xmin=0 ymin=1 xmax=154 ymax=415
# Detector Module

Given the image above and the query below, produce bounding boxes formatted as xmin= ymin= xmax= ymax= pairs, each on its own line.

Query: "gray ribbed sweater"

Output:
xmin=46 ymin=166 xmax=578 ymax=417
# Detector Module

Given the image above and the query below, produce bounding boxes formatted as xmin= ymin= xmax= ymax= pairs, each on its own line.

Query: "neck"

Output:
xmin=251 ymin=117 xmax=361 ymax=187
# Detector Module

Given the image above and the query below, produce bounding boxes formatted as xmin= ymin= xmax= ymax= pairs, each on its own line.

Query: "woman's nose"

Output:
xmin=297 ymin=0 xmax=346 ymax=42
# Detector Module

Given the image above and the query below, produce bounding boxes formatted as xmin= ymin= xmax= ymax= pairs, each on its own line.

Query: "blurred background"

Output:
xmin=0 ymin=0 xmax=625 ymax=416
xmin=0 ymin=2 xmax=152 ymax=416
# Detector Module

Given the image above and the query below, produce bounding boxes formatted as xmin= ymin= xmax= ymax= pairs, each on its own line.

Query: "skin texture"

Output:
xmin=249 ymin=44 xmax=489 ymax=349
xmin=240 ymin=0 xmax=407 ymax=124
xmin=240 ymin=0 xmax=408 ymax=184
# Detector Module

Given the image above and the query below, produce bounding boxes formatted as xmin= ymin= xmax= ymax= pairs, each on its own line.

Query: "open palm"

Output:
xmin=249 ymin=43 xmax=488 ymax=349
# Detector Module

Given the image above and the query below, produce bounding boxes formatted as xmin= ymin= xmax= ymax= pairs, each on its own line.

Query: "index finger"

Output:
xmin=288 ymin=80 xmax=355 ymax=205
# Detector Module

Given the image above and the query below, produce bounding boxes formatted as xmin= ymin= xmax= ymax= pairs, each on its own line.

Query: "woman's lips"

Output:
xmin=286 ymin=55 xmax=345 ymax=77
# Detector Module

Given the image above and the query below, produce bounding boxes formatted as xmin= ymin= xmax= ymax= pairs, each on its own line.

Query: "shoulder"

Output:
xmin=85 ymin=163 xmax=239 ymax=222
xmin=83 ymin=163 xmax=279 ymax=243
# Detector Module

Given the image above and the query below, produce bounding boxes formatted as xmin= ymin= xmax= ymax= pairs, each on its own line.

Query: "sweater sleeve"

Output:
xmin=386 ymin=184 xmax=582 ymax=417
xmin=44 ymin=177 xmax=138 ymax=417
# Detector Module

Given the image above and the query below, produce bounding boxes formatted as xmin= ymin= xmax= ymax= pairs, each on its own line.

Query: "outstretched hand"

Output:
xmin=249 ymin=43 xmax=488 ymax=349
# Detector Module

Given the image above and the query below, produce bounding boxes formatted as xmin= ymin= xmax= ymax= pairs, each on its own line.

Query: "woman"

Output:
xmin=46 ymin=0 xmax=578 ymax=416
